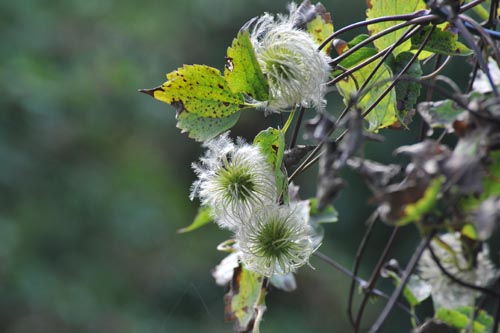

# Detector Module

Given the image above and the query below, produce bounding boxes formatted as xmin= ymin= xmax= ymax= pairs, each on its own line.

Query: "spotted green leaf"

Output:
xmin=411 ymin=26 xmax=473 ymax=57
xmin=366 ymin=0 xmax=427 ymax=56
xmin=295 ymin=0 xmax=334 ymax=53
xmin=306 ymin=10 xmax=334 ymax=54
xmin=177 ymin=206 xmax=212 ymax=234
xmin=225 ymin=30 xmax=269 ymax=101
xmin=336 ymin=58 xmax=398 ymax=132
xmin=140 ymin=64 xmax=249 ymax=141
xmin=225 ymin=264 xmax=267 ymax=333
xmin=388 ymin=51 xmax=422 ymax=115
xmin=254 ymin=128 xmax=287 ymax=200
xmin=176 ymin=111 xmax=241 ymax=142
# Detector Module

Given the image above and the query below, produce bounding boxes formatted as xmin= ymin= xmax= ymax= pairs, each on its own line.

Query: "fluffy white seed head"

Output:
xmin=237 ymin=202 xmax=314 ymax=277
xmin=418 ymin=232 xmax=497 ymax=309
xmin=249 ymin=7 xmax=331 ymax=113
xmin=190 ymin=132 xmax=277 ymax=231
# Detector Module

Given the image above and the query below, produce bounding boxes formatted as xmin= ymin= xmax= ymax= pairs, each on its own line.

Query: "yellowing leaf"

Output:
xmin=225 ymin=265 xmax=267 ymax=333
xmin=225 ymin=30 xmax=269 ymax=101
xmin=336 ymin=60 xmax=398 ymax=132
xmin=307 ymin=15 xmax=334 ymax=53
xmin=397 ymin=176 xmax=445 ymax=226
xmin=366 ymin=0 xmax=427 ymax=56
xmin=295 ymin=0 xmax=334 ymax=53
xmin=140 ymin=64 xmax=249 ymax=141
xmin=154 ymin=65 xmax=246 ymax=118
xmin=461 ymin=224 xmax=478 ymax=241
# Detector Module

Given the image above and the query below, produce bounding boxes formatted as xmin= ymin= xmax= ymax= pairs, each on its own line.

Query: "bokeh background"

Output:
xmin=1 ymin=1 xmax=498 ymax=333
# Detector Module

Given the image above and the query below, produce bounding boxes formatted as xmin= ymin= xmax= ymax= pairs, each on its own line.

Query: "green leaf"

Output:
xmin=473 ymin=309 xmax=494 ymax=330
xmin=388 ymin=51 xmax=422 ymax=116
xmin=176 ymin=111 xmax=241 ymax=142
xmin=254 ymin=127 xmax=287 ymax=200
xmin=411 ymin=25 xmax=473 ymax=57
xmin=225 ymin=30 xmax=269 ymax=101
xmin=225 ymin=264 xmax=267 ymax=332
xmin=309 ymin=198 xmax=339 ymax=224
xmin=335 ymin=35 xmax=378 ymax=75
xmin=397 ymin=176 xmax=445 ymax=226
xmin=141 ymin=64 xmax=249 ymax=141
xmin=436 ymin=307 xmax=490 ymax=333
xmin=405 ymin=275 xmax=431 ymax=306
xmin=336 ymin=59 xmax=398 ymax=132
xmin=366 ymin=0 xmax=427 ymax=56
xmin=462 ymin=150 xmax=500 ymax=212
xmin=436 ymin=308 xmax=471 ymax=330
xmin=483 ymin=150 xmax=500 ymax=198
xmin=417 ymin=99 xmax=467 ymax=133
xmin=177 ymin=206 xmax=212 ymax=233
xmin=461 ymin=224 xmax=477 ymax=241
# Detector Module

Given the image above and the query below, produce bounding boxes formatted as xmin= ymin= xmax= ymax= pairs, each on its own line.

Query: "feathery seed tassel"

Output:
xmin=249 ymin=7 xmax=331 ymax=113
xmin=237 ymin=201 xmax=315 ymax=277
xmin=190 ymin=132 xmax=277 ymax=231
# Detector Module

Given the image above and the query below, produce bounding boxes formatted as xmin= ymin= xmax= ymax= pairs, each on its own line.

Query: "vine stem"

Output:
xmin=361 ymin=24 xmax=435 ymax=120
xmin=420 ymin=54 xmax=443 ymax=141
xmin=347 ymin=211 xmax=378 ymax=327
xmin=318 ymin=12 xmax=423 ymax=52
xmin=354 ymin=227 xmax=400 ymax=333
xmin=313 ymin=251 xmax=420 ymax=324
xmin=452 ymin=16 xmax=500 ymax=97
xmin=493 ymin=294 xmax=500 ymax=333
xmin=336 ymin=23 xmax=422 ymax=125
xmin=368 ymin=230 xmax=436 ymax=333
xmin=288 ymin=20 xmax=431 ymax=182
xmin=420 ymin=56 xmax=451 ymax=81
xmin=460 ymin=14 xmax=500 ymax=69
xmin=328 ymin=15 xmax=436 ymax=87
xmin=288 ymin=107 xmax=304 ymax=149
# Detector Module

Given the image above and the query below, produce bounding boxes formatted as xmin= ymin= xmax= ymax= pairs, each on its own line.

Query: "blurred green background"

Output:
xmin=1 ymin=1 xmax=496 ymax=333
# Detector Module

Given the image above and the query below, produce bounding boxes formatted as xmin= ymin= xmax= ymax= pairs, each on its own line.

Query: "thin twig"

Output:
xmin=328 ymin=15 xmax=436 ymax=87
xmin=354 ymin=227 xmax=400 ymax=333
xmin=360 ymin=24 xmax=421 ymax=91
xmin=493 ymin=295 xmax=500 ymax=333
xmin=348 ymin=211 xmax=378 ymax=327
xmin=368 ymin=230 xmax=436 ymax=333
xmin=460 ymin=15 xmax=500 ymax=70
xmin=420 ymin=56 xmax=451 ymax=81
xmin=361 ymin=24 xmax=435 ymax=120
xmin=452 ymin=17 xmax=500 ymax=97
xmin=288 ymin=106 xmax=305 ymax=149
xmin=313 ymin=251 xmax=420 ymax=324
xmin=318 ymin=12 xmax=424 ymax=52
xmin=420 ymin=54 xmax=443 ymax=141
